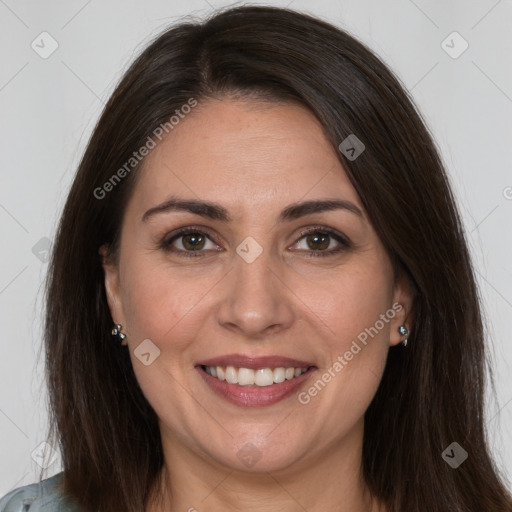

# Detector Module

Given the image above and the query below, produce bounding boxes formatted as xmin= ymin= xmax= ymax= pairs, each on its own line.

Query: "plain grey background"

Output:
xmin=0 ymin=0 xmax=511 ymax=494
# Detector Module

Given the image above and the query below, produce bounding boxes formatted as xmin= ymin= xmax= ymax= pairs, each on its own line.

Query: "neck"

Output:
xmin=146 ymin=419 xmax=386 ymax=512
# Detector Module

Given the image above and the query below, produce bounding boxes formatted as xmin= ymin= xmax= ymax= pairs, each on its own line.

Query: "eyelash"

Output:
xmin=159 ymin=225 xmax=351 ymax=259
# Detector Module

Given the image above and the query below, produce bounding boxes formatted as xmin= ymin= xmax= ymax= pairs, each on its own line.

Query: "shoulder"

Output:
xmin=0 ymin=473 xmax=82 ymax=512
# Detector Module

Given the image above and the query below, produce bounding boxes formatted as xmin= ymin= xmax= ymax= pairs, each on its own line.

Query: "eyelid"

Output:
xmin=159 ymin=225 xmax=223 ymax=256
xmin=294 ymin=225 xmax=351 ymax=245
xmin=159 ymin=224 xmax=352 ymax=257
xmin=290 ymin=225 xmax=352 ymax=256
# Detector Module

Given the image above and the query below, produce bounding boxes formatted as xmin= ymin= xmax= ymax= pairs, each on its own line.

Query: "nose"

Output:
xmin=215 ymin=248 xmax=296 ymax=339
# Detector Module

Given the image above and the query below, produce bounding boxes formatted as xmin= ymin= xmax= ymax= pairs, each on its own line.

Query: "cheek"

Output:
xmin=118 ymin=255 xmax=207 ymax=351
xmin=118 ymin=257 xmax=208 ymax=420
xmin=295 ymin=273 xmax=392 ymax=433
xmin=297 ymin=262 xmax=394 ymax=352
xmin=333 ymin=279 xmax=392 ymax=348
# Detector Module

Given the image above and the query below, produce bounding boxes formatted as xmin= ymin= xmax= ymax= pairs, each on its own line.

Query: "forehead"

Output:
xmin=127 ymin=99 xmax=363 ymax=220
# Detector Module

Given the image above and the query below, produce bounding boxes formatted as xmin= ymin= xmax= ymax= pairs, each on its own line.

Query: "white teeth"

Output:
xmin=255 ymin=368 xmax=274 ymax=386
xmin=273 ymin=367 xmax=285 ymax=383
xmin=285 ymin=367 xmax=295 ymax=380
xmin=238 ymin=368 xmax=255 ymax=386
xmin=203 ymin=365 xmax=310 ymax=386
xmin=225 ymin=366 xmax=238 ymax=384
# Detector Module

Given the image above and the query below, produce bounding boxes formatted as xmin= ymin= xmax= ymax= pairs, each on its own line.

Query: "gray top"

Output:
xmin=0 ymin=473 xmax=82 ymax=512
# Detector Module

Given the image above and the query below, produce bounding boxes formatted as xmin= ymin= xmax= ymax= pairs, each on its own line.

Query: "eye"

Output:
xmin=159 ymin=226 xmax=351 ymax=259
xmin=290 ymin=227 xmax=351 ymax=257
xmin=160 ymin=228 xmax=221 ymax=257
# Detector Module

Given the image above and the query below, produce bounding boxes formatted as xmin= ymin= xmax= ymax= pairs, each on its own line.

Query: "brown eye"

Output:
xmin=181 ymin=232 xmax=206 ymax=251
xmin=290 ymin=228 xmax=351 ymax=257
xmin=160 ymin=228 xmax=221 ymax=258
xmin=305 ymin=232 xmax=330 ymax=251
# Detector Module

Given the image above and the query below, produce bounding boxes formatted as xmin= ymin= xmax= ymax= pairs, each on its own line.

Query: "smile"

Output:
xmin=201 ymin=365 xmax=310 ymax=386
xmin=195 ymin=355 xmax=317 ymax=406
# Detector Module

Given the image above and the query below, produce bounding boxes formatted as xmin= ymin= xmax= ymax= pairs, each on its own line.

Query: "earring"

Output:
xmin=111 ymin=324 xmax=127 ymax=345
xmin=398 ymin=324 xmax=409 ymax=347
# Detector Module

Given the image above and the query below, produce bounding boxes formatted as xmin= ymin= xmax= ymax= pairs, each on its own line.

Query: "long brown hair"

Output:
xmin=44 ymin=5 xmax=512 ymax=511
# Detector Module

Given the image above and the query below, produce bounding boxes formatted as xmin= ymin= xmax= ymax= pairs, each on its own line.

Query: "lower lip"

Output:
xmin=196 ymin=366 xmax=316 ymax=407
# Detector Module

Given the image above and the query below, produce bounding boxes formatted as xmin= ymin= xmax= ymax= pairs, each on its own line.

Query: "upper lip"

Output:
xmin=196 ymin=354 xmax=316 ymax=370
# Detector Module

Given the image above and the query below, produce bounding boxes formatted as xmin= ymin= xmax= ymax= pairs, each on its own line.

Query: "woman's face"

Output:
xmin=102 ymin=98 xmax=411 ymax=474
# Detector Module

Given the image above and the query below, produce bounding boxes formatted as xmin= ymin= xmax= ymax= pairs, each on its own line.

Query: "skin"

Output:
xmin=101 ymin=98 xmax=412 ymax=512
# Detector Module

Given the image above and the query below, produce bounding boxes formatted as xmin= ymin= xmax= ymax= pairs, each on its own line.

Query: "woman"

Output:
xmin=1 ymin=5 xmax=511 ymax=512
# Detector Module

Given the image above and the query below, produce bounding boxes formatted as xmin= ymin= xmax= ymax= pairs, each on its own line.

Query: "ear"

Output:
xmin=389 ymin=271 xmax=414 ymax=347
xmin=99 ymin=244 xmax=126 ymax=339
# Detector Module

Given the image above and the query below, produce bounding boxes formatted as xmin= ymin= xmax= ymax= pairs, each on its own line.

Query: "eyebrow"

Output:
xmin=141 ymin=195 xmax=364 ymax=223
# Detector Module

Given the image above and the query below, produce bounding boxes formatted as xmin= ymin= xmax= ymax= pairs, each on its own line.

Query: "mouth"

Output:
xmin=195 ymin=355 xmax=317 ymax=407
xmin=200 ymin=364 xmax=311 ymax=386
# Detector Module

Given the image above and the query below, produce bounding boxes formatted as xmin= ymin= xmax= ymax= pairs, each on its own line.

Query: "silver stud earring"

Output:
xmin=111 ymin=324 xmax=127 ymax=345
xmin=398 ymin=324 xmax=409 ymax=347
